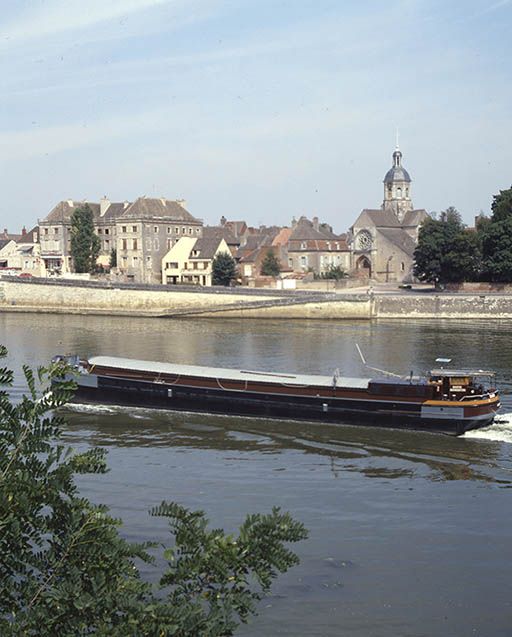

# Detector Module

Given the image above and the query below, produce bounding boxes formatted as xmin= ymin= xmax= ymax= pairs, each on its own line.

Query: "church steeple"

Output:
xmin=383 ymin=142 xmax=413 ymax=222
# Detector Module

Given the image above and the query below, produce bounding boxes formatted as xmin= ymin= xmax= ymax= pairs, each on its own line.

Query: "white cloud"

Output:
xmin=4 ymin=0 xmax=177 ymax=41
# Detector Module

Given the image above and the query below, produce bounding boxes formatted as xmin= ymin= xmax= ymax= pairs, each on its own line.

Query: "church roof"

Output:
xmin=360 ymin=209 xmax=401 ymax=228
xmin=383 ymin=148 xmax=411 ymax=183
xmin=383 ymin=166 xmax=411 ymax=183
xmin=401 ymin=209 xmax=427 ymax=226
xmin=378 ymin=228 xmax=417 ymax=257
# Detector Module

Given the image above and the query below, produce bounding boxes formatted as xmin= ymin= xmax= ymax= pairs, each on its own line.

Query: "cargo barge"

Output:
xmin=56 ymin=355 xmax=500 ymax=436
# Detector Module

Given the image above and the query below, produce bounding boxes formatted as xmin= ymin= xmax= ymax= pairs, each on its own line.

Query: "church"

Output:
xmin=349 ymin=145 xmax=428 ymax=283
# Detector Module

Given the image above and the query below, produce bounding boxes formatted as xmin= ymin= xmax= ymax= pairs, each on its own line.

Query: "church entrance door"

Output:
xmin=356 ymin=256 xmax=372 ymax=278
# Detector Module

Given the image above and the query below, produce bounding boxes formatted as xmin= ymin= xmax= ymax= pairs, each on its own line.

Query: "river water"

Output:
xmin=2 ymin=313 xmax=512 ymax=636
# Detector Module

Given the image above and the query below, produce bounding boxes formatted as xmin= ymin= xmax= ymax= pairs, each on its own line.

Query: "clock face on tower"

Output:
xmin=356 ymin=230 xmax=373 ymax=250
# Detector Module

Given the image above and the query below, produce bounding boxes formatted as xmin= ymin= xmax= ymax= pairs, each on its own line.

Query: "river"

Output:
xmin=2 ymin=313 xmax=512 ymax=636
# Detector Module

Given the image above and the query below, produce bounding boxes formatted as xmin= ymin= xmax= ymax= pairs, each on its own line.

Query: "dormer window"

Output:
xmin=301 ymin=242 xmax=306 ymax=250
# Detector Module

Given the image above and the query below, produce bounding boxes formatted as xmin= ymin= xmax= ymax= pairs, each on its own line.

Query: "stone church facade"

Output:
xmin=349 ymin=146 xmax=428 ymax=283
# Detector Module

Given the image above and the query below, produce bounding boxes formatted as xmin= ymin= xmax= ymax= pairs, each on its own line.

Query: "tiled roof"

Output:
xmin=378 ymin=228 xmax=417 ymax=257
xmin=42 ymin=201 xmax=101 ymax=223
xmin=359 ymin=209 xmax=401 ymax=228
xmin=189 ymin=237 xmax=224 ymax=260
xmin=120 ymin=197 xmax=200 ymax=222
xmin=402 ymin=209 xmax=428 ymax=226
xmin=272 ymin=227 xmax=293 ymax=246
xmin=203 ymin=225 xmax=239 ymax=245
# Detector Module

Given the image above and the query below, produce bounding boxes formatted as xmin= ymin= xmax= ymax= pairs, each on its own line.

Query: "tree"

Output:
xmin=260 ymin=251 xmax=281 ymax=277
xmin=0 ymin=347 xmax=307 ymax=635
xmin=110 ymin=248 xmax=117 ymax=269
xmin=212 ymin=252 xmax=237 ymax=286
xmin=317 ymin=264 xmax=345 ymax=280
xmin=70 ymin=204 xmax=101 ymax=273
xmin=414 ymin=207 xmax=480 ymax=284
xmin=480 ymin=187 xmax=512 ymax=282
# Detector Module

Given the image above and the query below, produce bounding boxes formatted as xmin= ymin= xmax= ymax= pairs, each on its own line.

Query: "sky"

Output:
xmin=1 ymin=0 xmax=511 ymax=233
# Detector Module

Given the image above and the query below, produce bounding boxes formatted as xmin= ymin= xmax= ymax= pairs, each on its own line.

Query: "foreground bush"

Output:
xmin=0 ymin=346 xmax=307 ymax=636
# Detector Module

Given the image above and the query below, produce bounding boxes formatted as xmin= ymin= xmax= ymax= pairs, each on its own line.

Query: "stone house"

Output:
xmin=115 ymin=198 xmax=203 ymax=283
xmin=349 ymin=146 xmax=428 ymax=282
xmin=0 ymin=228 xmax=43 ymax=276
xmin=38 ymin=196 xmax=203 ymax=282
xmin=287 ymin=216 xmax=350 ymax=274
xmin=162 ymin=236 xmax=230 ymax=286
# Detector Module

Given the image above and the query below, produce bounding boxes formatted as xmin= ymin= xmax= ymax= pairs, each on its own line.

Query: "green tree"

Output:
xmin=70 ymin=204 xmax=101 ymax=273
xmin=109 ymin=248 xmax=117 ymax=269
xmin=481 ymin=187 xmax=512 ymax=282
xmin=260 ymin=251 xmax=281 ymax=277
xmin=413 ymin=207 xmax=480 ymax=284
xmin=212 ymin=252 xmax=237 ymax=286
xmin=0 ymin=347 xmax=307 ymax=636
xmin=318 ymin=264 xmax=345 ymax=280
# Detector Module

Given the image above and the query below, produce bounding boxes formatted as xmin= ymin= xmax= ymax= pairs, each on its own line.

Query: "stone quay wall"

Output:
xmin=0 ymin=279 xmax=371 ymax=320
xmin=2 ymin=279 xmax=512 ymax=320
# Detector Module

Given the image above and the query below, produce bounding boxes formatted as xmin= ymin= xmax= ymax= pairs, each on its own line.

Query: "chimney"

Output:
xmin=291 ymin=217 xmax=297 ymax=228
xmin=220 ymin=215 xmax=227 ymax=226
xmin=100 ymin=195 xmax=110 ymax=217
xmin=67 ymin=199 xmax=74 ymax=207
xmin=3 ymin=228 xmax=7 ymax=235
xmin=312 ymin=216 xmax=319 ymax=231
xmin=123 ymin=200 xmax=130 ymax=209
xmin=21 ymin=226 xmax=27 ymax=236
xmin=176 ymin=199 xmax=187 ymax=208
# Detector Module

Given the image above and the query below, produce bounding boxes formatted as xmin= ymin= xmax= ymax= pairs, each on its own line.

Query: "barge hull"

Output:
xmin=72 ymin=376 xmax=495 ymax=436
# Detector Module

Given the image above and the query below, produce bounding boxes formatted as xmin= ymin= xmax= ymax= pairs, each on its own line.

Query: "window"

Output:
xmin=133 ymin=239 xmax=138 ymax=250
xmin=401 ymin=262 xmax=405 ymax=271
xmin=105 ymin=228 xmax=109 ymax=235
xmin=193 ymin=262 xmax=198 ymax=270
xmin=188 ymin=227 xmax=192 ymax=235
xmin=44 ymin=228 xmax=49 ymax=235
xmin=132 ymin=226 xmax=137 ymax=232
xmin=300 ymin=256 xmax=307 ymax=266
xmin=132 ymin=256 xmax=138 ymax=266
xmin=122 ymin=239 xmax=127 ymax=250
xmin=167 ymin=239 xmax=172 ymax=249
xmin=122 ymin=226 xmax=127 ymax=233
xmin=184 ymin=263 xmax=188 ymax=270
xmin=397 ymin=187 xmax=402 ymax=199
xmin=54 ymin=227 xmax=58 ymax=234
xmin=168 ymin=262 xmax=178 ymax=268
xmin=122 ymin=256 xmax=127 ymax=265
xmin=174 ymin=226 xmax=179 ymax=233
xmin=154 ymin=226 xmax=159 ymax=233
xmin=146 ymin=257 xmax=152 ymax=267
xmin=167 ymin=227 xmax=171 ymax=234
xmin=195 ymin=227 xmax=200 ymax=234
xmin=105 ymin=239 xmax=110 ymax=248
xmin=301 ymin=242 xmax=306 ymax=250
xmin=154 ymin=239 xmax=159 ymax=250
xmin=98 ymin=228 xmax=103 ymax=234
xmin=182 ymin=227 xmax=186 ymax=234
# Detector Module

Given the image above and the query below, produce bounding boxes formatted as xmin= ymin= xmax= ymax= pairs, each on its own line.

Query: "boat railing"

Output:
xmin=459 ymin=392 xmax=495 ymax=402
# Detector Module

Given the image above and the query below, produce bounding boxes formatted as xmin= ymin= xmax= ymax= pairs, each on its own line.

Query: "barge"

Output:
xmin=56 ymin=355 xmax=500 ymax=436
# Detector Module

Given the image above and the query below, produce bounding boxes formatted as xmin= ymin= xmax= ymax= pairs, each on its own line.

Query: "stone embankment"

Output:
xmin=2 ymin=277 xmax=512 ymax=320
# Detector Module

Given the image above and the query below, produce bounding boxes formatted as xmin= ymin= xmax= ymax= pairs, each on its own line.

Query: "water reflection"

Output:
xmin=61 ymin=404 xmax=511 ymax=486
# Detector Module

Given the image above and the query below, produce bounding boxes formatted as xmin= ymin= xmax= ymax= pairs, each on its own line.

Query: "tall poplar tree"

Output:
xmin=70 ymin=204 xmax=100 ymax=273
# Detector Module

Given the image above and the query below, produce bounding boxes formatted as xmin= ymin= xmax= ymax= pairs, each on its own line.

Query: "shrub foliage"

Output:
xmin=0 ymin=347 xmax=307 ymax=635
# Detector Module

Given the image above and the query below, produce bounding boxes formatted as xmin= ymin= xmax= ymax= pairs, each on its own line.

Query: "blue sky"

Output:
xmin=1 ymin=0 xmax=511 ymax=232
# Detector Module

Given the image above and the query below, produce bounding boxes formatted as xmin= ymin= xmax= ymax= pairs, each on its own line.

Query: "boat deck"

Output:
xmin=88 ymin=356 xmax=371 ymax=390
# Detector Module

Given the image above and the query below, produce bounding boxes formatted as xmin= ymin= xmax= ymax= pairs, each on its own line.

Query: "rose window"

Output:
xmin=357 ymin=231 xmax=372 ymax=250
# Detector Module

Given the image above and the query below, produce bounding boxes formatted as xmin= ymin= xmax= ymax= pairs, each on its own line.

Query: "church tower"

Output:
xmin=382 ymin=144 xmax=413 ymax=222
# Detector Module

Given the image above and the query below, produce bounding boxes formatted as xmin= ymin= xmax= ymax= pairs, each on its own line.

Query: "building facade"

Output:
xmin=349 ymin=146 xmax=428 ymax=283
xmin=162 ymin=236 xmax=229 ymax=286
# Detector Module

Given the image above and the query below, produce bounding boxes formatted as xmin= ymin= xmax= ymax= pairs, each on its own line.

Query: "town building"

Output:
xmin=349 ymin=145 xmax=428 ymax=282
xmin=162 ymin=236 xmax=229 ymax=286
xmin=38 ymin=196 xmax=203 ymax=283
xmin=287 ymin=216 xmax=350 ymax=274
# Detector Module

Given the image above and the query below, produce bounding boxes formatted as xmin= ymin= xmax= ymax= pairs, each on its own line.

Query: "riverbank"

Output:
xmin=2 ymin=278 xmax=512 ymax=319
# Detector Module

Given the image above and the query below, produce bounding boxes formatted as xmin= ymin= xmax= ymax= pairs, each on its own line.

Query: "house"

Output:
xmin=38 ymin=196 xmax=203 ymax=282
xmin=0 ymin=227 xmax=43 ymax=276
xmin=162 ymin=236 xmax=230 ymax=286
xmin=287 ymin=217 xmax=350 ymax=274
xmin=115 ymin=197 xmax=203 ymax=283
